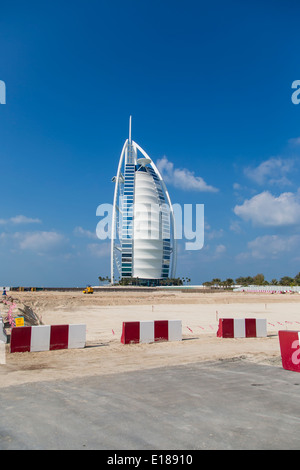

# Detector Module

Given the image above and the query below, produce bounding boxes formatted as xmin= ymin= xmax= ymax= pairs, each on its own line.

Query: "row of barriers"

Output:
xmin=3 ymin=317 xmax=268 ymax=350
xmin=2 ymin=317 xmax=300 ymax=374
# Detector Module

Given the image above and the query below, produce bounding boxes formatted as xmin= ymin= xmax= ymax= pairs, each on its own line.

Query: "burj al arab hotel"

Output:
xmin=111 ymin=117 xmax=177 ymax=285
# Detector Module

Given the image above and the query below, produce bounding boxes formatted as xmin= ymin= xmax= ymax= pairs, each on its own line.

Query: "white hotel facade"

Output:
xmin=111 ymin=118 xmax=177 ymax=284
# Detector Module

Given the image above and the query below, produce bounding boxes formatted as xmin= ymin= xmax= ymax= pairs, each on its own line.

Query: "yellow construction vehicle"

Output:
xmin=83 ymin=285 xmax=93 ymax=294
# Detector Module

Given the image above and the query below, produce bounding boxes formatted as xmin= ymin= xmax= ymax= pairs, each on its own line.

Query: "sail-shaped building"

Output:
xmin=111 ymin=117 xmax=177 ymax=285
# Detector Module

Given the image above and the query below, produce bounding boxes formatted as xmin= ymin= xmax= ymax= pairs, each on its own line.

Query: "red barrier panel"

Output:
xmin=10 ymin=326 xmax=32 ymax=353
xmin=245 ymin=318 xmax=256 ymax=338
xmin=121 ymin=322 xmax=140 ymax=344
xmin=154 ymin=320 xmax=169 ymax=342
xmin=217 ymin=318 xmax=234 ymax=338
xmin=278 ymin=330 xmax=300 ymax=372
xmin=50 ymin=324 xmax=69 ymax=350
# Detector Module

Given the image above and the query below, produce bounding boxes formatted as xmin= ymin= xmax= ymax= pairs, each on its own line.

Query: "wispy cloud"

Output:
xmin=0 ymin=215 xmax=42 ymax=225
xmin=74 ymin=226 xmax=97 ymax=239
xmin=229 ymin=220 xmax=243 ymax=234
xmin=16 ymin=231 xmax=67 ymax=253
xmin=215 ymin=244 xmax=226 ymax=256
xmin=87 ymin=242 xmax=110 ymax=258
xmin=0 ymin=230 xmax=68 ymax=255
xmin=288 ymin=137 xmax=300 ymax=147
xmin=156 ymin=156 xmax=219 ymax=193
xmin=237 ymin=234 xmax=300 ymax=260
xmin=244 ymin=157 xmax=294 ymax=186
xmin=205 ymin=226 xmax=224 ymax=240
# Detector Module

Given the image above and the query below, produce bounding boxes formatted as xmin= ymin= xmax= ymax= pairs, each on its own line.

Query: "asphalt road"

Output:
xmin=0 ymin=359 xmax=299 ymax=450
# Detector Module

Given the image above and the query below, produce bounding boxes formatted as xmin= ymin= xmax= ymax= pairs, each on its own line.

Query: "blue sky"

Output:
xmin=1 ymin=0 xmax=300 ymax=286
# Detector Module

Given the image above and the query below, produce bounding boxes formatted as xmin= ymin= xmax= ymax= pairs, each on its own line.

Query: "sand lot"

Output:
xmin=1 ymin=289 xmax=300 ymax=388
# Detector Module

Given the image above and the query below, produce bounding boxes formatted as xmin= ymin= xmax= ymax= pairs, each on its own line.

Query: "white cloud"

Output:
xmin=11 ymin=215 xmax=42 ymax=224
xmin=288 ymin=137 xmax=300 ymax=147
xmin=0 ymin=215 xmax=41 ymax=225
xmin=74 ymin=226 xmax=97 ymax=239
xmin=15 ymin=231 xmax=66 ymax=253
xmin=229 ymin=220 xmax=243 ymax=233
xmin=87 ymin=242 xmax=110 ymax=258
xmin=239 ymin=235 xmax=300 ymax=260
xmin=215 ymin=244 xmax=226 ymax=255
xmin=233 ymin=190 xmax=300 ymax=227
xmin=206 ymin=227 xmax=224 ymax=240
xmin=244 ymin=157 xmax=294 ymax=186
xmin=156 ymin=156 xmax=219 ymax=193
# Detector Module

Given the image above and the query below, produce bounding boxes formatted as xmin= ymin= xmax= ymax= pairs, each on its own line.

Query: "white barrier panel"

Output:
xmin=234 ymin=319 xmax=246 ymax=338
xmin=0 ymin=319 xmax=7 ymax=344
xmin=68 ymin=324 xmax=86 ymax=349
xmin=31 ymin=325 xmax=51 ymax=352
xmin=0 ymin=342 xmax=5 ymax=364
xmin=256 ymin=319 xmax=267 ymax=337
xmin=140 ymin=321 xmax=155 ymax=344
xmin=168 ymin=320 xmax=182 ymax=342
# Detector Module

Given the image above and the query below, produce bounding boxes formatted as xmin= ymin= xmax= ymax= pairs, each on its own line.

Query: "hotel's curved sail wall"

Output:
xmin=111 ymin=118 xmax=176 ymax=284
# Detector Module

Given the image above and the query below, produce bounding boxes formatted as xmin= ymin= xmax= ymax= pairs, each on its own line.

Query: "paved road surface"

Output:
xmin=0 ymin=359 xmax=299 ymax=450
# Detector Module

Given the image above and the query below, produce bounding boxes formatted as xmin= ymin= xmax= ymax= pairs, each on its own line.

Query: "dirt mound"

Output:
xmin=0 ymin=296 xmax=43 ymax=330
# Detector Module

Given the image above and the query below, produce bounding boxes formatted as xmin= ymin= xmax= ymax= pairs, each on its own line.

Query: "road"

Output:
xmin=0 ymin=359 xmax=299 ymax=450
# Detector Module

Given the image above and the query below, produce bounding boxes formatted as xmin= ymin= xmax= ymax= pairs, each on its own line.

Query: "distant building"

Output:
xmin=111 ymin=117 xmax=177 ymax=284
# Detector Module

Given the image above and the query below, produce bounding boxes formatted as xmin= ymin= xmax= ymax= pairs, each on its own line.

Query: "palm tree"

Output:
xmin=224 ymin=278 xmax=234 ymax=288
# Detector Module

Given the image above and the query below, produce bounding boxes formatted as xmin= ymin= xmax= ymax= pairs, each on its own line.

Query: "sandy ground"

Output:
xmin=1 ymin=289 xmax=300 ymax=388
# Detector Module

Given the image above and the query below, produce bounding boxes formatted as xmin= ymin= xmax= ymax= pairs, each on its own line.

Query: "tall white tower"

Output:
xmin=111 ymin=117 xmax=177 ymax=284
